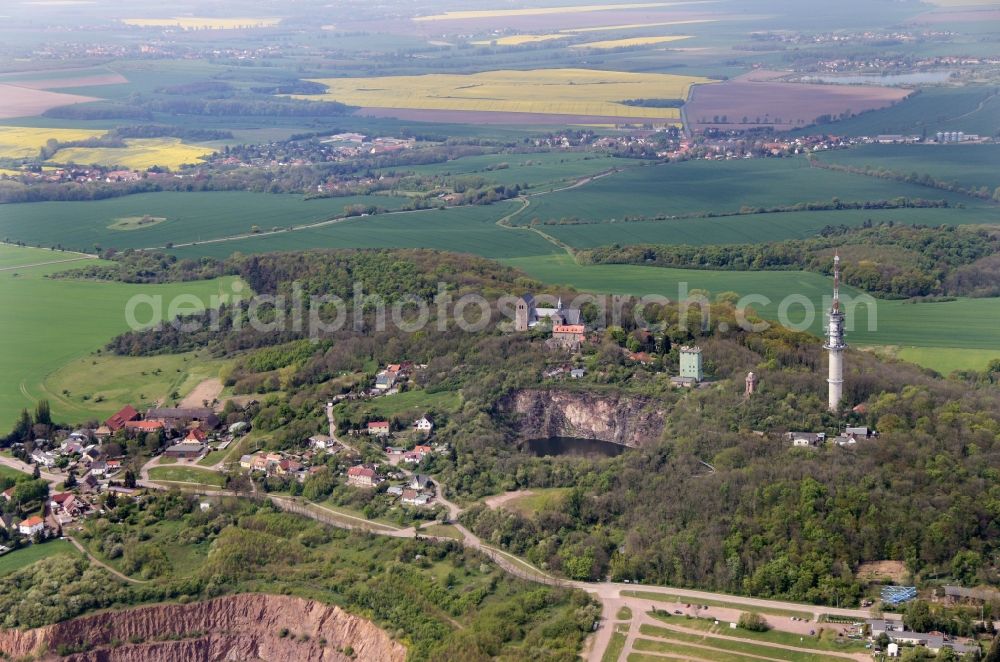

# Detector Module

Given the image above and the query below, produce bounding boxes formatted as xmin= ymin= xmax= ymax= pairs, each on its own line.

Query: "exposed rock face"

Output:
xmin=498 ymin=389 xmax=664 ymax=446
xmin=0 ymin=594 xmax=406 ymax=662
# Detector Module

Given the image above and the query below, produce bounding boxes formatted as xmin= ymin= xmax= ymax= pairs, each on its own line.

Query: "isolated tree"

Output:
xmin=123 ymin=470 xmax=137 ymax=489
xmin=10 ymin=409 xmax=32 ymax=442
xmin=34 ymin=400 xmax=51 ymax=427
xmin=32 ymin=464 xmax=40 ymax=480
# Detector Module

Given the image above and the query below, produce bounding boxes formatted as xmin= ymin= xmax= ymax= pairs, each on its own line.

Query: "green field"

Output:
xmin=0 ymin=540 xmax=81 ymax=576
xmin=0 ymin=244 xmax=90 ymax=269
xmin=166 ymin=201 xmax=556 ymax=260
xmin=507 ymin=254 xmax=1000 ymax=352
xmin=791 ymin=87 xmax=1000 ymax=139
xmin=147 ymin=465 xmax=225 ymax=487
xmin=42 ymin=352 xmax=228 ymax=425
xmin=538 ymin=206 xmax=998 ymax=250
xmin=0 ymin=192 xmax=408 ymax=253
xmin=0 ymin=249 xmax=240 ymax=428
xmin=384 ymin=152 xmax=631 ymax=192
xmin=894 ymin=346 xmax=1000 ymax=375
xmin=816 ymin=143 xmax=1000 ymax=192
xmin=521 ymin=158 xmax=992 ymax=225
xmin=0 ymin=464 xmax=29 ymax=481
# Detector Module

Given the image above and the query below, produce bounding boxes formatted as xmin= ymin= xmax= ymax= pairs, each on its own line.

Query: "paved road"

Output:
xmin=0 ymin=454 xmax=64 ymax=484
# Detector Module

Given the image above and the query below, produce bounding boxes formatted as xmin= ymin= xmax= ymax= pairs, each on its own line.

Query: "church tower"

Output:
xmin=823 ymin=253 xmax=847 ymax=412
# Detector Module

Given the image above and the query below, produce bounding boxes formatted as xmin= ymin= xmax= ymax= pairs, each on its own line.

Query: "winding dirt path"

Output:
xmin=64 ymin=535 xmax=150 ymax=584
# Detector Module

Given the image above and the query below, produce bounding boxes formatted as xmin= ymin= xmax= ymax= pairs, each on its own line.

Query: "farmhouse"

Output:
xmin=347 ymin=465 xmax=383 ymax=488
xmin=125 ymin=420 xmax=165 ymax=435
xmin=105 ymin=405 xmax=139 ymax=432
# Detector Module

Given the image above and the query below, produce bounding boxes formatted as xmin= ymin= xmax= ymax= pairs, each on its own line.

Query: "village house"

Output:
xmin=347 ymin=465 xmax=383 ymax=488
xmin=31 ymin=450 xmax=56 ymax=468
xmin=309 ymin=434 xmax=336 ymax=451
xmin=374 ymin=370 xmax=397 ymax=391
xmin=409 ymin=474 xmax=433 ymax=491
xmin=1 ymin=487 xmax=13 ymax=501
xmin=367 ymin=421 xmax=391 ymax=437
xmin=413 ymin=416 xmax=434 ymax=432
xmin=401 ymin=489 xmax=431 ymax=507
xmin=786 ymin=432 xmax=826 ymax=447
xmin=240 ymin=454 xmax=254 ymax=470
xmin=18 ymin=515 xmax=46 ymax=537
xmin=89 ymin=460 xmax=109 ymax=477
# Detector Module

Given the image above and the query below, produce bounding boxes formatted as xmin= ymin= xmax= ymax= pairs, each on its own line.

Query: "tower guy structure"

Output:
xmin=824 ymin=253 xmax=847 ymax=412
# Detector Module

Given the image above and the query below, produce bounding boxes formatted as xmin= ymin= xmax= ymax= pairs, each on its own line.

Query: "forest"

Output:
xmin=59 ymin=248 xmax=1000 ymax=605
xmin=580 ymin=223 xmax=1000 ymax=298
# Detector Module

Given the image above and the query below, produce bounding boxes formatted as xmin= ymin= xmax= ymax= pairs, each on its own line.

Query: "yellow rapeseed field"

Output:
xmin=50 ymin=138 xmax=215 ymax=170
xmin=562 ymin=19 xmax=716 ymax=32
xmin=0 ymin=126 xmax=105 ymax=159
xmin=122 ymin=17 xmax=280 ymax=30
xmin=414 ymin=3 xmax=685 ymax=21
xmin=301 ymin=69 xmax=713 ymax=118
xmin=472 ymin=34 xmax=569 ymax=46
xmin=571 ymin=35 xmax=691 ymax=49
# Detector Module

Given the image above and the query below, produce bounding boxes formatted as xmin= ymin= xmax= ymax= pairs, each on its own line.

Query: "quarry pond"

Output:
xmin=521 ymin=436 xmax=628 ymax=458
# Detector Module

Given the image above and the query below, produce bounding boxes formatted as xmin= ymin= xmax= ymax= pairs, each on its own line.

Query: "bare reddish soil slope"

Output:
xmin=0 ymin=594 xmax=406 ymax=662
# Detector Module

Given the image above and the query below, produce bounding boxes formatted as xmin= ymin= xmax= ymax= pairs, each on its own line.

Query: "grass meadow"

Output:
xmin=147 ymin=465 xmax=225 ymax=487
xmin=43 ymin=352 xmax=228 ymax=425
xmin=0 ymin=248 xmax=240 ymax=428
xmin=0 ymin=540 xmax=81 ymax=577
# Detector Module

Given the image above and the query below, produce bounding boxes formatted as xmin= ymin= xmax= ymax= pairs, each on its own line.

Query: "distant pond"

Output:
xmin=800 ymin=71 xmax=954 ymax=86
xmin=521 ymin=437 xmax=628 ymax=458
